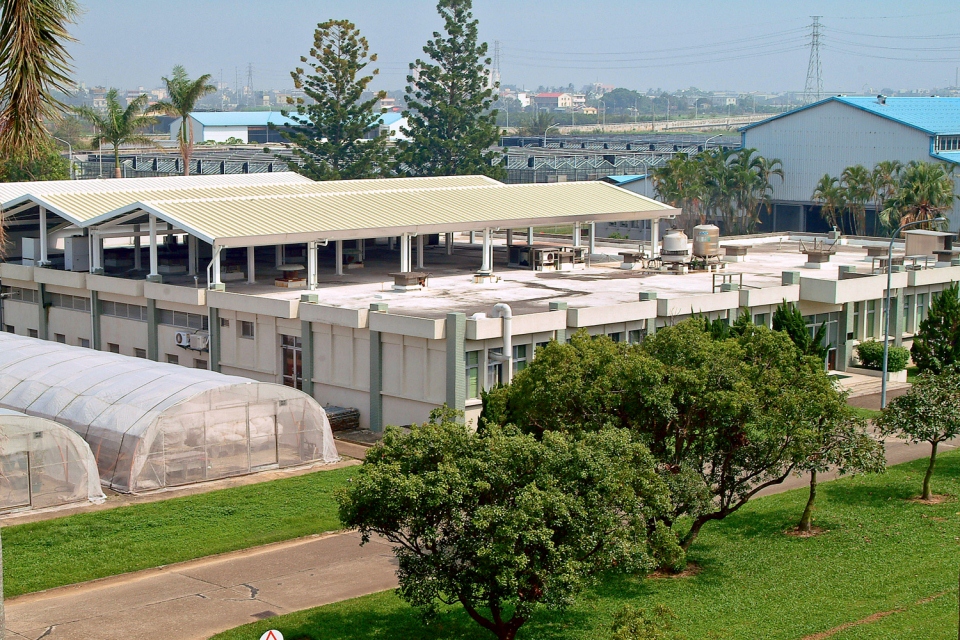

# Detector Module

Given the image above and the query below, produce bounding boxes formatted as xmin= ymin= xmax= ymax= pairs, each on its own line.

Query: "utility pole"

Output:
xmin=803 ymin=16 xmax=824 ymax=105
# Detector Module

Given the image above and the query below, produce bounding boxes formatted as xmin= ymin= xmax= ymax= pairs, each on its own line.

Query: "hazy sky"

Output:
xmin=67 ymin=1 xmax=960 ymax=94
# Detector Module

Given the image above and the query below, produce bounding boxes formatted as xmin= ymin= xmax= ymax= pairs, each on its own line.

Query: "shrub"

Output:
xmin=856 ymin=339 xmax=909 ymax=372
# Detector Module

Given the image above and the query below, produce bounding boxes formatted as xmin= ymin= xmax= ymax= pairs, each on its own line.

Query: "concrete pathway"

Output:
xmin=6 ymin=414 xmax=956 ymax=640
xmin=5 ymin=531 xmax=398 ymax=640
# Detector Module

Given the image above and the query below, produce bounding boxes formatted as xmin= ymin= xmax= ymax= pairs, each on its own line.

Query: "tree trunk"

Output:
xmin=680 ymin=516 xmax=709 ymax=551
xmin=922 ymin=441 xmax=938 ymax=501
xmin=798 ymin=470 xmax=817 ymax=532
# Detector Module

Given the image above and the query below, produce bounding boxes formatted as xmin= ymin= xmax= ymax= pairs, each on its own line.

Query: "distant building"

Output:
xmin=742 ymin=96 xmax=960 ymax=232
xmin=170 ymin=112 xmax=297 ymax=144
xmin=376 ymin=97 xmax=397 ymax=111
xmin=374 ymin=112 xmax=409 ymax=142
xmin=533 ymin=93 xmax=573 ymax=110
xmin=571 ymin=94 xmax=587 ymax=109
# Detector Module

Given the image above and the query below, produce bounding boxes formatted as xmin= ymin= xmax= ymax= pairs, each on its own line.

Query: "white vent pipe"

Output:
xmin=490 ymin=303 xmax=513 ymax=384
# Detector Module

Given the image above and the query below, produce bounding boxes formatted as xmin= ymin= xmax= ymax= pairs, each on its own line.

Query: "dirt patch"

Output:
xmin=784 ymin=526 xmax=826 ymax=538
xmin=799 ymin=590 xmax=952 ymax=640
xmin=908 ymin=494 xmax=954 ymax=505
xmin=649 ymin=562 xmax=701 ymax=579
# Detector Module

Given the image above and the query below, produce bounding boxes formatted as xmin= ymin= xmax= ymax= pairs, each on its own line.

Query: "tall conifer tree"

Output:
xmin=398 ymin=0 xmax=504 ymax=179
xmin=281 ymin=20 xmax=391 ymax=180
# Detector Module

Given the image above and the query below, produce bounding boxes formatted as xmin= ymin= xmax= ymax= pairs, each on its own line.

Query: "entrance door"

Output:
xmin=0 ymin=452 xmax=31 ymax=511
xmin=281 ymin=335 xmax=303 ymax=390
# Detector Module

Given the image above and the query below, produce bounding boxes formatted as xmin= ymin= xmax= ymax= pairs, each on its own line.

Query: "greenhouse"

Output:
xmin=0 ymin=333 xmax=339 ymax=493
xmin=0 ymin=408 xmax=106 ymax=512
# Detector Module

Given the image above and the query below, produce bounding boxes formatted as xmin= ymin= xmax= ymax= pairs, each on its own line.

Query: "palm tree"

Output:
xmin=652 ymin=153 xmax=702 ymax=232
xmin=150 ymin=66 xmax=216 ymax=176
xmin=872 ymin=160 xmax=903 ymax=231
xmin=0 ymin=0 xmax=79 ymax=156
xmin=812 ymin=174 xmax=847 ymax=231
xmin=74 ymin=89 xmax=157 ymax=178
xmin=841 ymin=165 xmax=874 ymax=236
xmin=515 ymin=111 xmax=557 ymax=137
xmin=880 ymin=161 xmax=957 ymax=229
xmin=726 ymin=148 xmax=783 ymax=235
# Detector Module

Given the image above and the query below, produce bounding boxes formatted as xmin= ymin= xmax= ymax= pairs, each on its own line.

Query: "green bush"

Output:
xmin=856 ymin=339 xmax=909 ymax=372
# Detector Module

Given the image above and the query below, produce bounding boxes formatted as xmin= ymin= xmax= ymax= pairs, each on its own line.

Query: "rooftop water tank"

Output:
xmin=693 ymin=224 xmax=720 ymax=257
xmin=662 ymin=229 xmax=689 ymax=254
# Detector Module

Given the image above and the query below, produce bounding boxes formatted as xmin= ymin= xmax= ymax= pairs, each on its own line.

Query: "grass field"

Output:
xmin=2 ymin=465 xmax=357 ymax=598
xmin=211 ymin=451 xmax=960 ymax=640
xmin=847 ymin=406 xmax=883 ymax=421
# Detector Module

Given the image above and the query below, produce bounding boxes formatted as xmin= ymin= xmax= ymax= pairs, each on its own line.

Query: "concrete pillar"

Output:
xmin=588 ymin=222 xmax=596 ymax=255
xmin=416 ymin=234 xmax=424 ymax=270
xmin=506 ymin=229 xmax=513 ymax=246
xmin=90 ymin=291 xmax=101 ymax=351
xmin=480 ymin=228 xmax=492 ymax=274
xmin=445 ymin=232 xmax=454 ymax=255
xmin=212 ymin=247 xmax=223 ymax=287
xmin=247 ymin=246 xmax=256 ymax=284
xmin=650 ymin=219 xmax=661 ymax=257
xmin=836 ymin=302 xmax=854 ymax=372
xmin=335 ymin=240 xmax=343 ymax=276
xmin=445 ymin=312 xmax=466 ymax=420
xmin=147 ymin=214 xmax=160 ymax=282
xmin=400 ymin=233 xmax=412 ymax=273
xmin=307 ymin=241 xmax=318 ymax=289
xmin=300 ymin=312 xmax=315 ymax=397
xmin=573 ymin=222 xmax=582 ymax=248
xmin=188 ymin=236 xmax=197 ymax=276
xmin=133 ymin=224 xmax=142 ymax=271
xmin=369 ymin=302 xmax=388 ymax=432
xmin=38 ymin=207 xmax=49 ymax=266
xmin=470 ymin=231 xmax=476 ymax=244
xmin=549 ymin=301 xmax=568 ymax=343
xmin=275 ymin=245 xmax=284 ymax=267
xmin=147 ymin=298 xmax=159 ymax=361
xmin=527 ymin=227 xmax=534 ymax=245
xmin=90 ymin=232 xmax=103 ymax=273
xmin=208 ymin=307 xmax=221 ymax=372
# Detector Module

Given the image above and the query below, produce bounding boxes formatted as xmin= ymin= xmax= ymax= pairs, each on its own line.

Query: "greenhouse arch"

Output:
xmin=0 ymin=333 xmax=338 ymax=493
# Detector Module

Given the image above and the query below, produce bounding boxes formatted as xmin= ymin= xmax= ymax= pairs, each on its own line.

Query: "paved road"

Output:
xmin=6 ymin=422 xmax=955 ymax=640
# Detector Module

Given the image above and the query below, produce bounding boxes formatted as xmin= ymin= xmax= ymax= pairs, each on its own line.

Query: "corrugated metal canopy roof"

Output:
xmin=108 ymin=181 xmax=677 ymax=247
xmin=3 ymin=175 xmax=498 ymax=225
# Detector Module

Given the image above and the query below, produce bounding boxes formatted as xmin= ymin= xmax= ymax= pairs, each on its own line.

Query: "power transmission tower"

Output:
xmin=803 ymin=16 xmax=823 ymax=105
xmin=247 ymin=63 xmax=254 ymax=94
xmin=492 ymin=40 xmax=501 ymax=88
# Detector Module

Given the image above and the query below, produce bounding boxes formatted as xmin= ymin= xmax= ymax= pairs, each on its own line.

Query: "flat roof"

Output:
xmin=110 ymin=181 xmax=677 ymax=247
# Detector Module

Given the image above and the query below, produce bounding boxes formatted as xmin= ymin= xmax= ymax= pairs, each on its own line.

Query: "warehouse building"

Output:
xmin=1 ymin=174 xmax=958 ymax=433
xmin=170 ymin=111 xmax=296 ymax=144
xmin=741 ymin=96 xmax=960 ymax=233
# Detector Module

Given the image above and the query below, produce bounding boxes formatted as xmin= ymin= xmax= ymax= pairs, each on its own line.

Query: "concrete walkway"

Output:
xmin=6 ymin=417 xmax=956 ymax=640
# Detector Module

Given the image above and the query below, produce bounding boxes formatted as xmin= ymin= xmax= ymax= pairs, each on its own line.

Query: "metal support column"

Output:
xmin=133 ymin=224 xmax=141 ymax=271
xmin=479 ymin=228 xmax=492 ymax=274
xmin=335 ymin=240 xmax=343 ymax=276
xmin=416 ymin=234 xmax=424 ymax=270
xmin=38 ymin=207 xmax=49 ymax=266
xmin=246 ymin=246 xmax=256 ymax=284
xmin=588 ymin=222 xmax=596 ymax=255
xmin=650 ymin=219 xmax=661 ymax=257
xmin=445 ymin=232 xmax=454 ymax=255
xmin=147 ymin=214 xmax=161 ymax=282
xmin=188 ymin=236 xmax=197 ymax=276
xmin=307 ymin=241 xmax=318 ymax=290
xmin=527 ymin=227 xmax=534 ymax=245
xmin=573 ymin=221 xmax=582 ymax=248
xmin=506 ymin=229 xmax=513 ymax=246
xmin=275 ymin=245 xmax=284 ymax=267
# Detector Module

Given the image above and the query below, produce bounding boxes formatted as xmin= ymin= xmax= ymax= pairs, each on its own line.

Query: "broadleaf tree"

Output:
xmin=280 ymin=19 xmax=392 ymax=180
xmin=910 ymin=282 xmax=960 ymax=375
xmin=876 ymin=367 xmax=960 ymax=500
xmin=338 ymin=409 xmax=679 ymax=640
xmin=397 ymin=0 xmax=504 ymax=180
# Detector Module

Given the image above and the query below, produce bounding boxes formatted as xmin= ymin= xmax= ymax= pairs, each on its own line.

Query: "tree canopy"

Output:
xmin=0 ymin=137 xmax=68 ymax=182
xmin=396 ymin=0 xmax=504 ymax=179
xmin=773 ymin=300 xmax=827 ymax=363
xmin=74 ymin=89 xmax=156 ymax=176
xmin=338 ymin=409 xmax=678 ymax=640
xmin=482 ymin=320 xmax=878 ymax=550
xmin=876 ymin=367 xmax=960 ymax=500
xmin=151 ymin=66 xmax=216 ymax=176
xmin=910 ymin=283 xmax=960 ymax=375
xmin=280 ymin=19 xmax=392 ymax=180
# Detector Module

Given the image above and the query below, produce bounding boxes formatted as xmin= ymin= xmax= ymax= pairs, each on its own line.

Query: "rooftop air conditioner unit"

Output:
xmin=174 ymin=331 xmax=191 ymax=348
xmin=190 ymin=332 xmax=210 ymax=352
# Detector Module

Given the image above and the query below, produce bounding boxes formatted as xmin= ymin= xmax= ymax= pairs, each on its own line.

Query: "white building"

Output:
xmin=170 ymin=112 xmax=297 ymax=144
xmin=377 ymin=112 xmax=409 ymax=142
xmin=741 ymin=96 xmax=960 ymax=233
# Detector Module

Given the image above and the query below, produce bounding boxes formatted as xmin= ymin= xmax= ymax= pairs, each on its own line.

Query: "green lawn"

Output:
xmin=3 ymin=465 xmax=357 ymax=598
xmin=848 ymin=406 xmax=882 ymax=421
xmin=210 ymin=451 xmax=960 ymax=640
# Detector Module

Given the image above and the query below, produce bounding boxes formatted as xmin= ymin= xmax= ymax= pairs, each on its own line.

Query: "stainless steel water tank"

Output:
xmin=693 ymin=224 xmax=720 ymax=256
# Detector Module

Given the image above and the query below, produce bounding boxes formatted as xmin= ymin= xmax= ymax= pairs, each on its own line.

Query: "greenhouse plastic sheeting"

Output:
xmin=0 ymin=333 xmax=339 ymax=493
xmin=0 ymin=407 xmax=106 ymax=511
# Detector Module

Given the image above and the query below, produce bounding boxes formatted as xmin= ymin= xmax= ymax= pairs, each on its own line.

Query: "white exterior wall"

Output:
xmin=743 ymin=100 xmax=960 ymax=229
xmin=202 ymin=125 xmax=249 ymax=143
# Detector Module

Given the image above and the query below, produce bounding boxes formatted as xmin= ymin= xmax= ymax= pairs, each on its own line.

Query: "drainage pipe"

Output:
xmin=491 ymin=303 xmax=513 ymax=384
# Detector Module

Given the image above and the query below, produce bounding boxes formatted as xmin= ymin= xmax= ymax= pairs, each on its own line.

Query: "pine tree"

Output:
xmin=911 ymin=282 xmax=960 ymax=374
xmin=773 ymin=300 xmax=827 ymax=363
xmin=280 ymin=20 xmax=392 ymax=180
xmin=397 ymin=0 xmax=505 ymax=180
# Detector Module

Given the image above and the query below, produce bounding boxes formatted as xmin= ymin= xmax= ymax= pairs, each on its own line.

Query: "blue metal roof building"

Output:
xmin=741 ymin=96 xmax=960 ymax=233
xmin=171 ymin=112 xmax=298 ymax=144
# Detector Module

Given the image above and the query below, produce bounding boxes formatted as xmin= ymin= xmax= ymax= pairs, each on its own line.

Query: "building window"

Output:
xmin=512 ymin=344 xmax=528 ymax=373
xmin=753 ymin=313 xmax=769 ymax=328
xmin=240 ymin=320 xmax=255 ymax=339
xmin=608 ymin=331 xmax=623 ymax=343
xmin=54 ymin=333 xmax=66 ymax=343
xmin=220 ymin=317 xmax=230 ymax=328
xmin=101 ymin=300 xmax=147 ymax=321
xmin=903 ymin=295 xmax=913 ymax=333
xmin=159 ymin=309 xmax=209 ymax=330
xmin=28 ymin=329 xmax=38 ymax=338
xmin=866 ymin=300 xmax=877 ymax=338
xmin=916 ymin=294 xmax=927 ymax=325
xmin=465 ymin=350 xmax=480 ymax=399
xmin=628 ymin=329 xmax=646 ymax=344
xmin=49 ymin=293 xmax=91 ymax=312
xmin=194 ymin=358 xmax=207 ymax=369
xmin=79 ymin=338 xmax=90 ymax=348
xmin=281 ymin=334 xmax=302 ymax=390
xmin=108 ymin=343 xmax=120 ymax=353
xmin=936 ymin=135 xmax=960 ymax=152
xmin=535 ymin=341 xmax=550 ymax=353
xmin=487 ymin=348 xmax=503 ymax=389
xmin=166 ymin=354 xmax=179 ymax=365
xmin=134 ymin=348 xmax=146 ymax=358
xmin=853 ymin=302 xmax=862 ymax=339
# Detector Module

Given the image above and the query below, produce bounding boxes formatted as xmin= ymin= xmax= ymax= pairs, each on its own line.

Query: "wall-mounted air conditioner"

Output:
xmin=190 ymin=333 xmax=209 ymax=352
xmin=174 ymin=331 xmax=191 ymax=348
